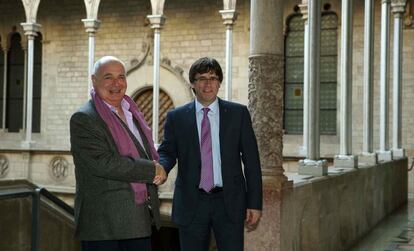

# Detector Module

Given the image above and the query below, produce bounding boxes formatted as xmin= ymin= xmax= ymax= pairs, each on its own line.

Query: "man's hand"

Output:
xmin=245 ymin=209 xmax=262 ymax=232
xmin=153 ymin=161 xmax=167 ymax=186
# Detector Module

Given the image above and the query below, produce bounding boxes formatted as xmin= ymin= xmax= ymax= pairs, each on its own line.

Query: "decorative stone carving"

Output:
xmin=223 ymin=0 xmax=237 ymax=10
xmin=49 ymin=156 xmax=69 ymax=181
xmin=0 ymin=155 xmax=9 ymax=178
xmin=83 ymin=0 xmax=101 ymax=20
xmin=404 ymin=1 xmax=413 ymax=27
xmin=150 ymin=0 xmax=166 ymax=15
xmin=21 ymin=0 xmax=41 ymax=23
xmin=248 ymin=54 xmax=286 ymax=182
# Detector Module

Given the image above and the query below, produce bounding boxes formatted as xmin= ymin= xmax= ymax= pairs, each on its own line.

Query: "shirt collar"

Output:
xmin=195 ymin=98 xmax=219 ymax=114
xmin=103 ymin=98 xmax=129 ymax=113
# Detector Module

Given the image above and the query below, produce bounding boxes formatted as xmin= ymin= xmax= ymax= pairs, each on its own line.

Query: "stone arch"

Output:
xmin=126 ymin=56 xmax=193 ymax=109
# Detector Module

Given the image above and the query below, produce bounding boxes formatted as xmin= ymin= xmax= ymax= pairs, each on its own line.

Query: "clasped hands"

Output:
xmin=153 ymin=161 xmax=167 ymax=186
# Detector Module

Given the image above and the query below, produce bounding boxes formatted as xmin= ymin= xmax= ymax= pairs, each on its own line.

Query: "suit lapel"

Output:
xmin=186 ymin=101 xmax=202 ymax=169
xmin=218 ymin=98 xmax=229 ymax=158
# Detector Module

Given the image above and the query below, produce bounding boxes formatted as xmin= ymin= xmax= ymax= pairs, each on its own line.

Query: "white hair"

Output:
xmin=92 ymin=56 xmax=126 ymax=76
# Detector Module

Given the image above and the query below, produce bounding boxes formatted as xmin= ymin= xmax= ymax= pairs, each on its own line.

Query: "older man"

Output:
xmin=70 ymin=56 xmax=167 ymax=251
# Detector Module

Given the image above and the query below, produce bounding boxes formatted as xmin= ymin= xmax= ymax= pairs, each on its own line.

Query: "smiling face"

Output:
xmin=191 ymin=71 xmax=221 ymax=107
xmin=92 ymin=60 xmax=127 ymax=108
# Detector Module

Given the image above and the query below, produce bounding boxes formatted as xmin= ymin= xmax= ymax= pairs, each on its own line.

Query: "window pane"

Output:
xmin=284 ymin=12 xmax=338 ymax=135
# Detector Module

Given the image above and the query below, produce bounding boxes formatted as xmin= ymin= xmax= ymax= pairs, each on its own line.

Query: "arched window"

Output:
xmin=6 ymin=31 xmax=24 ymax=132
xmin=134 ymin=88 xmax=175 ymax=143
xmin=3 ymin=30 xmax=42 ymax=133
xmin=284 ymin=9 xmax=338 ymax=135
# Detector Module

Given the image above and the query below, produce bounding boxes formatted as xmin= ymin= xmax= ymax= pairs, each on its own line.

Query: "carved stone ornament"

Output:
xmin=0 ymin=155 xmax=9 ymax=178
xmin=49 ymin=156 xmax=69 ymax=181
xmin=404 ymin=1 xmax=414 ymax=28
xmin=248 ymin=54 xmax=287 ymax=181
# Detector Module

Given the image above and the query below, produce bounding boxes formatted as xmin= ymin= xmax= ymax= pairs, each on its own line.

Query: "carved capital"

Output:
xmin=147 ymin=14 xmax=166 ymax=30
xmin=391 ymin=0 xmax=407 ymax=15
xmin=299 ymin=4 xmax=308 ymax=20
xmin=20 ymin=22 xmax=41 ymax=38
xmin=219 ymin=9 xmax=238 ymax=26
xmin=248 ymin=54 xmax=287 ymax=182
xmin=82 ymin=18 xmax=101 ymax=34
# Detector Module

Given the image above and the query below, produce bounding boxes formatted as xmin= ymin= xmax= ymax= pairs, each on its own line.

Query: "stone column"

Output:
xmin=82 ymin=19 xmax=100 ymax=97
xmin=298 ymin=0 xmax=327 ymax=176
xmin=2 ymin=42 xmax=7 ymax=131
xmin=360 ymin=0 xmax=378 ymax=165
xmin=219 ymin=9 xmax=237 ymax=101
xmin=22 ymin=48 xmax=28 ymax=130
xmin=299 ymin=1 xmax=309 ymax=157
xmin=334 ymin=0 xmax=358 ymax=168
xmin=391 ymin=0 xmax=407 ymax=159
xmin=21 ymin=22 xmax=41 ymax=148
xmin=378 ymin=0 xmax=392 ymax=161
xmin=247 ymin=0 xmax=292 ymax=250
xmin=147 ymin=14 xmax=165 ymax=145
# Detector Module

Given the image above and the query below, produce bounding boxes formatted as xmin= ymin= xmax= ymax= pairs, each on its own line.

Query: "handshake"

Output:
xmin=153 ymin=161 xmax=167 ymax=186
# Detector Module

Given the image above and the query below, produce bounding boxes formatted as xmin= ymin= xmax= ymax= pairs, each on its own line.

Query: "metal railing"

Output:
xmin=0 ymin=186 xmax=74 ymax=251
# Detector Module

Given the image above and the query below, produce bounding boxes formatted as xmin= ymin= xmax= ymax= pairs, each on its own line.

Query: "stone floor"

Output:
xmin=350 ymin=197 xmax=414 ymax=251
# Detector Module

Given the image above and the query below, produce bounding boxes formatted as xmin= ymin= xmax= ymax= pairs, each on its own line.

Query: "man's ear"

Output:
xmin=91 ymin=75 xmax=97 ymax=87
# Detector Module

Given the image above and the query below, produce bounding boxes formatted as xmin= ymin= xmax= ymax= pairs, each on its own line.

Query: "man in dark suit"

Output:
xmin=158 ymin=57 xmax=262 ymax=251
xmin=70 ymin=56 xmax=167 ymax=251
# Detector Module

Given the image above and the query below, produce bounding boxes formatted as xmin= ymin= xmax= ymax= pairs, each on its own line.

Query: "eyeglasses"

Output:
xmin=195 ymin=76 xmax=220 ymax=84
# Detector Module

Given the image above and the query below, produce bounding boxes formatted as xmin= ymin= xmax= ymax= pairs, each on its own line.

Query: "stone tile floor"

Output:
xmin=350 ymin=197 xmax=414 ymax=251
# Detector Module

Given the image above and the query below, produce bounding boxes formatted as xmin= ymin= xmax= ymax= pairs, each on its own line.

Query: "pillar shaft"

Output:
xmin=152 ymin=29 xmax=161 ymax=144
xmin=307 ymin=0 xmax=321 ymax=160
xmin=339 ymin=0 xmax=353 ymax=155
xmin=2 ymin=52 xmax=7 ymax=130
xmin=82 ymin=19 xmax=100 ymax=98
xmin=379 ymin=0 xmax=391 ymax=152
xmin=220 ymin=9 xmax=237 ymax=101
xmin=21 ymin=22 xmax=40 ymax=148
xmin=248 ymin=0 xmax=286 ymax=180
xmin=299 ymin=3 xmax=309 ymax=157
xmin=147 ymin=14 xmax=165 ymax=145
xmin=25 ymin=37 xmax=34 ymax=144
xmin=363 ymin=0 xmax=375 ymax=154
xmin=391 ymin=0 xmax=407 ymax=158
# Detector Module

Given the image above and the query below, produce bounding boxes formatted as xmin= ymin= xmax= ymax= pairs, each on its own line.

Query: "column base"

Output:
xmin=358 ymin=152 xmax=378 ymax=166
xmin=392 ymin=148 xmax=405 ymax=159
xmin=376 ymin=150 xmax=393 ymax=162
xmin=298 ymin=159 xmax=328 ymax=176
xmin=334 ymin=155 xmax=358 ymax=168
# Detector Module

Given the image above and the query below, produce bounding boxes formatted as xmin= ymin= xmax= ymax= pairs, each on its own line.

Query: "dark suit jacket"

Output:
xmin=70 ymin=100 xmax=160 ymax=241
xmin=158 ymin=98 xmax=262 ymax=226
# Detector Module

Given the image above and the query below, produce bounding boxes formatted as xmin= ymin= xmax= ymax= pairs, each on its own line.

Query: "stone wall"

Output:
xmin=280 ymin=158 xmax=408 ymax=251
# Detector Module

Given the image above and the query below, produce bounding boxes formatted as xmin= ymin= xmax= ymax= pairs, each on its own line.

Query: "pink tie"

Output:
xmin=199 ymin=107 xmax=214 ymax=193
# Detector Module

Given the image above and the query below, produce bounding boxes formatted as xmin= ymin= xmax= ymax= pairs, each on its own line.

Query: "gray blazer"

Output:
xmin=70 ymin=100 xmax=160 ymax=241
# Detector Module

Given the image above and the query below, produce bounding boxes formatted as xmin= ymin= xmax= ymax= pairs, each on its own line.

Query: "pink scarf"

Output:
xmin=91 ymin=88 xmax=159 ymax=204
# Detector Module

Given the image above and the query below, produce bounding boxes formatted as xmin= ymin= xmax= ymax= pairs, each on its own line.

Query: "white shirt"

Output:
xmin=195 ymin=98 xmax=223 ymax=187
xmin=104 ymin=99 xmax=147 ymax=156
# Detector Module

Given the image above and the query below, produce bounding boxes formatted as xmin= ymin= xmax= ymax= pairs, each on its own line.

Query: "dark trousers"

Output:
xmin=178 ymin=191 xmax=244 ymax=251
xmin=81 ymin=237 xmax=151 ymax=251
